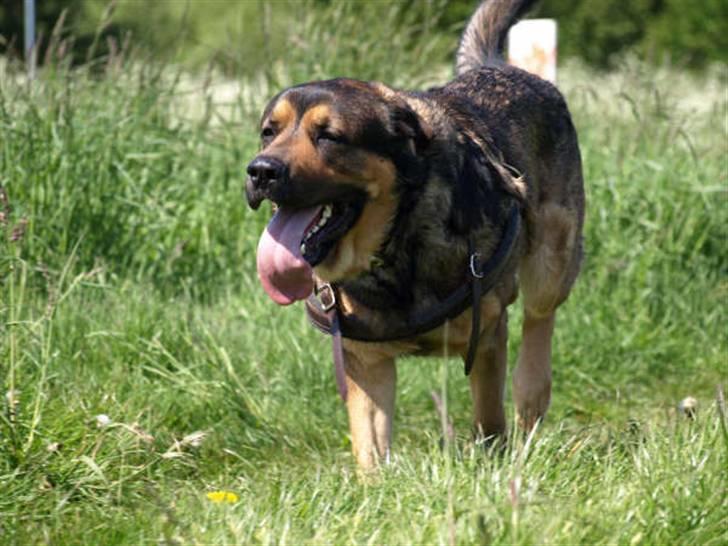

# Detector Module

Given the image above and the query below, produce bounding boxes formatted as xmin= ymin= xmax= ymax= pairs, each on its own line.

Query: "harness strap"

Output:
xmin=306 ymin=205 xmax=521 ymax=396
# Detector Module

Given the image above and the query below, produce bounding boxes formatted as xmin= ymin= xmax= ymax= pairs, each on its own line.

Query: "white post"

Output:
xmin=24 ymin=0 xmax=36 ymax=78
xmin=508 ymin=19 xmax=558 ymax=83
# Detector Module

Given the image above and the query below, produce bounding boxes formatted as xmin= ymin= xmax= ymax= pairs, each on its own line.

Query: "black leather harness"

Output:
xmin=306 ymin=205 xmax=521 ymax=402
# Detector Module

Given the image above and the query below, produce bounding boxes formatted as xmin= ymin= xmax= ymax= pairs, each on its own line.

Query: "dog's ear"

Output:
xmin=449 ymin=140 xmax=496 ymax=233
xmin=449 ymin=135 xmax=526 ymax=234
xmin=371 ymin=82 xmax=432 ymax=153
xmin=391 ymin=104 xmax=432 ymax=154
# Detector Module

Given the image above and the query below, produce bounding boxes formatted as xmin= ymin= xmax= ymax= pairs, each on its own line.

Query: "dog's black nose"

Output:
xmin=246 ymin=156 xmax=287 ymax=189
xmin=245 ymin=156 xmax=288 ymax=210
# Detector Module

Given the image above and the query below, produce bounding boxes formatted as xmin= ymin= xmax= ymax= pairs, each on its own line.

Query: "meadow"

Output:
xmin=1 ymin=8 xmax=726 ymax=544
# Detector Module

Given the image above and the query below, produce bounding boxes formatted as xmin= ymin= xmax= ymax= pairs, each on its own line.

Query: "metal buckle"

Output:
xmin=469 ymin=253 xmax=484 ymax=279
xmin=315 ymin=283 xmax=337 ymax=312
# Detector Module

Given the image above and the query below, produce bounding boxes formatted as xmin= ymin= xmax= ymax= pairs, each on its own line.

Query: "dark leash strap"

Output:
xmin=306 ymin=205 xmax=521 ymax=399
xmin=464 ymin=237 xmax=482 ymax=376
xmin=463 ymin=207 xmax=522 ymax=374
xmin=331 ymin=312 xmax=348 ymax=402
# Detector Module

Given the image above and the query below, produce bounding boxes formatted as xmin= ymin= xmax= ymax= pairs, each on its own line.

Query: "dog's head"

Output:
xmin=247 ymin=78 xmax=431 ymax=305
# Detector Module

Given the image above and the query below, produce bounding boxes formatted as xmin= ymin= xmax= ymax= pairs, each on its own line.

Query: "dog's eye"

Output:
xmin=317 ymin=130 xmax=345 ymax=144
xmin=260 ymin=127 xmax=278 ymax=145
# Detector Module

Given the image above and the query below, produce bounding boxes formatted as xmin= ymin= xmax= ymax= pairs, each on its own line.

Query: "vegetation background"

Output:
xmin=0 ymin=1 xmax=726 ymax=544
xmin=1 ymin=0 xmax=727 ymax=73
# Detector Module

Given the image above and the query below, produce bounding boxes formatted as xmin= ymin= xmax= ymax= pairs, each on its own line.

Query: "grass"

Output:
xmin=1 ymin=13 xmax=727 ymax=545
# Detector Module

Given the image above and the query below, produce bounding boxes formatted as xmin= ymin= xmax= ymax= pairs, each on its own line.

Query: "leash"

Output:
xmin=306 ymin=205 xmax=521 ymax=401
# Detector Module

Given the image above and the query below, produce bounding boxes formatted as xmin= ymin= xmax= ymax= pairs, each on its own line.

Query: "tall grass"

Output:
xmin=0 ymin=61 xmax=258 ymax=297
xmin=0 ymin=6 xmax=726 ymax=544
xmin=79 ymin=0 xmax=452 ymax=80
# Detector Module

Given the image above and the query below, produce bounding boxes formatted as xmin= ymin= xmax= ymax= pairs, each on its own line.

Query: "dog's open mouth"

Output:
xmin=256 ymin=198 xmax=365 ymax=305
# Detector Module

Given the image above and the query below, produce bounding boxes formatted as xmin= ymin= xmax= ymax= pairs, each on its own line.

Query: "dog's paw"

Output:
xmin=513 ymin=372 xmax=551 ymax=431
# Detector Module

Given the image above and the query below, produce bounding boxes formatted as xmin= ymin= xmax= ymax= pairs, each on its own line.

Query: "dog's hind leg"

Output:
xmin=342 ymin=346 xmax=396 ymax=470
xmin=513 ymin=311 xmax=556 ymax=431
xmin=514 ymin=202 xmax=583 ymax=430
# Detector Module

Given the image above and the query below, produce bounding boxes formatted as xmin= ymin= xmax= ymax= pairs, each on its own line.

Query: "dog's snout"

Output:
xmin=247 ymin=156 xmax=287 ymax=189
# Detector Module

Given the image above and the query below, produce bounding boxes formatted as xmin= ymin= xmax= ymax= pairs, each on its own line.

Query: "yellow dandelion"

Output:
xmin=206 ymin=490 xmax=239 ymax=504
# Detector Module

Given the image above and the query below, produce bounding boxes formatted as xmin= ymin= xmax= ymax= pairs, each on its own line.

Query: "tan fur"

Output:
xmin=520 ymin=203 xmax=580 ymax=317
xmin=302 ymin=104 xmax=335 ymax=128
xmin=316 ymin=158 xmax=398 ymax=280
xmin=343 ymin=347 xmax=396 ymax=468
xmin=265 ymin=105 xmax=335 ymax=179
xmin=268 ymin=98 xmax=296 ymax=128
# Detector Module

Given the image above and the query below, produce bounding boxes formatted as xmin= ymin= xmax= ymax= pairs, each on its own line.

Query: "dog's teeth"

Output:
xmin=323 ymin=205 xmax=333 ymax=218
xmin=318 ymin=216 xmax=328 ymax=227
xmin=300 ymin=243 xmax=306 ymax=254
xmin=311 ymin=224 xmax=320 ymax=233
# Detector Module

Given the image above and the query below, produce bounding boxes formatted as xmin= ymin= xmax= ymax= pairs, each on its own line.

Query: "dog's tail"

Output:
xmin=455 ymin=0 xmax=537 ymax=76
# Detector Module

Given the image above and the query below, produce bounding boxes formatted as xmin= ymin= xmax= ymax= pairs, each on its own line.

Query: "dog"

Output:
xmin=246 ymin=0 xmax=584 ymax=469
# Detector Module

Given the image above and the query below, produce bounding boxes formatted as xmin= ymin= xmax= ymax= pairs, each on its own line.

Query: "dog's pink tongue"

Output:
xmin=256 ymin=206 xmax=321 ymax=305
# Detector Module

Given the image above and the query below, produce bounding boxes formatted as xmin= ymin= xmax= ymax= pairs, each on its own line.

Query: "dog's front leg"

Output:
xmin=342 ymin=345 xmax=396 ymax=470
xmin=469 ymin=310 xmax=508 ymax=440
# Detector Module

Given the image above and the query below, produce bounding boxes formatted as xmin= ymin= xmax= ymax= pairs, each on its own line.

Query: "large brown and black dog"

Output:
xmin=246 ymin=0 xmax=584 ymax=469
